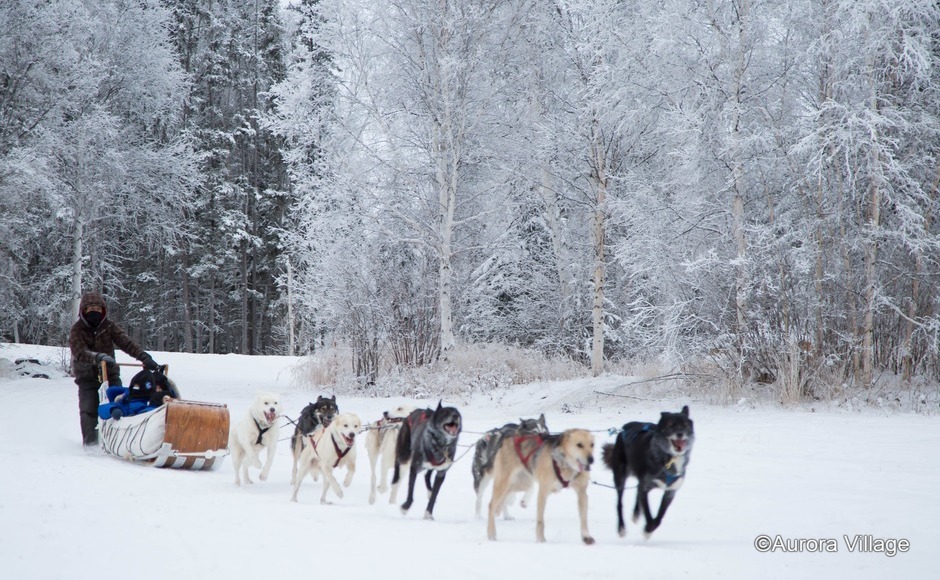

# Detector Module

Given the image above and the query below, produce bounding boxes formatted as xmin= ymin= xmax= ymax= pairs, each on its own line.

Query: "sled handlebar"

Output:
xmin=117 ymin=362 xmax=170 ymax=375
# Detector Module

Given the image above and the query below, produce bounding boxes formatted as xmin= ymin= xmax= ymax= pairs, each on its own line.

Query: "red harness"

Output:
xmin=513 ymin=433 xmax=571 ymax=487
xmin=513 ymin=434 xmax=545 ymax=472
xmin=307 ymin=433 xmax=352 ymax=468
xmin=406 ymin=410 xmax=430 ymax=430
xmin=552 ymin=458 xmax=570 ymax=488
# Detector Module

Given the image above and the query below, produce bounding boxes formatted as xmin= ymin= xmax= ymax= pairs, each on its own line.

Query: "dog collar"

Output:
xmin=552 ymin=457 xmax=570 ymax=488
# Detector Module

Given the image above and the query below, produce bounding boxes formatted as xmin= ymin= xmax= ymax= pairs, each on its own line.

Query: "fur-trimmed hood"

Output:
xmin=78 ymin=292 xmax=108 ymax=325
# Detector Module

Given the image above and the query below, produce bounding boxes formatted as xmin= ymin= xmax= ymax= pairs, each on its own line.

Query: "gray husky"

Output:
xmin=472 ymin=414 xmax=549 ymax=518
xmin=391 ymin=402 xmax=462 ymax=520
xmin=601 ymin=405 xmax=695 ymax=539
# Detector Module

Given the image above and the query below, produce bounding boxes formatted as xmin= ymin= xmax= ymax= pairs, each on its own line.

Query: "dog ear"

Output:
xmin=681 ymin=405 xmax=690 ymax=417
xmin=539 ymin=413 xmax=546 ymax=427
xmin=435 ymin=400 xmax=443 ymax=413
xmin=331 ymin=395 xmax=336 ymax=403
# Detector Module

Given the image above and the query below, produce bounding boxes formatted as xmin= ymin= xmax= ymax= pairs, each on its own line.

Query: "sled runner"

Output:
xmin=97 ymin=362 xmax=230 ymax=470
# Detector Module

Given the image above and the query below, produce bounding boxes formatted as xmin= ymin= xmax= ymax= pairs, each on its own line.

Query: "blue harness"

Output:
xmin=618 ymin=423 xmax=683 ymax=486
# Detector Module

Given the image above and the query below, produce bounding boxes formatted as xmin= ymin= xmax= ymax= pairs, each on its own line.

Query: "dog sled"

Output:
xmin=97 ymin=362 xmax=230 ymax=470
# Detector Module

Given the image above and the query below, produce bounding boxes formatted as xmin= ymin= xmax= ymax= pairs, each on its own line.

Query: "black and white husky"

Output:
xmin=601 ymin=405 xmax=695 ymax=538
xmin=391 ymin=402 xmax=462 ymax=520
xmin=472 ymin=414 xmax=549 ymax=518
xmin=290 ymin=395 xmax=339 ymax=485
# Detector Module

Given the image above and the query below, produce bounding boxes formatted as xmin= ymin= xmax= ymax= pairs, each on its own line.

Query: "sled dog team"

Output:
xmin=229 ymin=391 xmax=695 ymax=544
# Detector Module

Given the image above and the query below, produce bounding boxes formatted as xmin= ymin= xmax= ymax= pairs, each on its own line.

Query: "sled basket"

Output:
xmin=100 ymin=400 xmax=230 ymax=470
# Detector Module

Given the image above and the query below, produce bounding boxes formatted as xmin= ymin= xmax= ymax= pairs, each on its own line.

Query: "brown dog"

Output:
xmin=487 ymin=428 xmax=595 ymax=544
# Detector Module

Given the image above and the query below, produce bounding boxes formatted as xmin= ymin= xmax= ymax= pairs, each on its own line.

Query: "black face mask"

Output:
xmin=84 ymin=311 xmax=103 ymax=327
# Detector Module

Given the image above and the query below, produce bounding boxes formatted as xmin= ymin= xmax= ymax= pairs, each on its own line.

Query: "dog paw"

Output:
xmin=583 ymin=536 xmax=596 ymax=545
xmin=618 ymin=526 xmax=626 ymax=538
xmin=369 ymin=495 xmax=376 ymax=505
xmin=423 ymin=511 xmax=434 ymax=521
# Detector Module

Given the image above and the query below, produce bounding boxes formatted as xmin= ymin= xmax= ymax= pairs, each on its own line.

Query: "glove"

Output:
xmin=95 ymin=353 xmax=116 ymax=365
xmin=140 ymin=353 xmax=159 ymax=371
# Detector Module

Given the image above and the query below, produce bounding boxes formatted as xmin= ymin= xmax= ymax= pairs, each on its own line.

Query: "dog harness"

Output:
xmin=426 ymin=449 xmax=450 ymax=467
xmin=620 ymin=423 xmax=685 ymax=486
xmin=620 ymin=423 xmax=653 ymax=446
xmin=406 ymin=410 xmax=430 ymax=430
xmin=513 ymin=434 xmax=573 ymax=487
xmin=662 ymin=456 xmax=684 ymax=486
xmin=253 ymin=418 xmax=271 ymax=446
xmin=307 ymin=433 xmax=352 ymax=468
xmin=513 ymin=434 xmax=545 ymax=472
xmin=552 ymin=458 xmax=570 ymax=488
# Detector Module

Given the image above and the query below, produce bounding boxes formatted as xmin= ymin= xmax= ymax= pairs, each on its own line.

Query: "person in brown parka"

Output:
xmin=68 ymin=291 xmax=160 ymax=448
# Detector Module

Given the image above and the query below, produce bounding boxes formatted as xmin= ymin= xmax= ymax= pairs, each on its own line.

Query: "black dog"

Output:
xmin=290 ymin=395 xmax=339 ymax=485
xmin=392 ymin=401 xmax=462 ymax=520
xmin=601 ymin=405 xmax=694 ymax=538
xmin=127 ymin=367 xmax=179 ymax=407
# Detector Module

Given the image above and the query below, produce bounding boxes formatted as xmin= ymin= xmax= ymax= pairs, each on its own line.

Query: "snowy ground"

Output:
xmin=0 ymin=343 xmax=936 ymax=580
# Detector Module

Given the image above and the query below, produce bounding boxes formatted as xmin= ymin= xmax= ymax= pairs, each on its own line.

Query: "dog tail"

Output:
xmin=470 ymin=439 xmax=486 ymax=492
xmin=290 ymin=428 xmax=302 ymax=455
xmin=392 ymin=416 xmax=413 ymax=485
xmin=601 ymin=442 xmax=617 ymax=470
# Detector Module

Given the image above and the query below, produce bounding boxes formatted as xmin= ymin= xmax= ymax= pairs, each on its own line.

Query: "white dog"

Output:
xmin=230 ymin=392 xmax=281 ymax=486
xmin=291 ymin=412 xmax=361 ymax=504
xmin=365 ymin=404 xmax=416 ymax=504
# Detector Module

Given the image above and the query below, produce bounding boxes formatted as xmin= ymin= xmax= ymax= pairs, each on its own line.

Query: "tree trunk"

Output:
xmin=181 ymin=253 xmax=194 ymax=353
xmin=208 ymin=275 xmax=216 ymax=355
xmin=240 ymin=243 xmax=249 ymax=355
xmin=589 ymin=116 xmax=607 ymax=377
xmin=433 ymin=64 xmax=458 ymax=355
xmin=730 ymin=0 xmax=750 ymax=374
xmin=901 ymin=162 xmax=939 ymax=382
xmin=436 ymin=144 xmax=456 ymax=354
xmin=287 ymin=258 xmax=295 ymax=356
xmin=70 ymin=219 xmax=84 ymax=323
xmin=538 ymin=166 xmax=574 ymax=325
xmin=860 ymin=54 xmax=883 ymax=390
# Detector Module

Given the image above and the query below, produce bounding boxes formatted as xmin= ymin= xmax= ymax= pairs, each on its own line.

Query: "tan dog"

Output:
xmin=487 ymin=428 xmax=595 ymax=544
xmin=366 ymin=404 xmax=416 ymax=505
xmin=291 ymin=412 xmax=361 ymax=504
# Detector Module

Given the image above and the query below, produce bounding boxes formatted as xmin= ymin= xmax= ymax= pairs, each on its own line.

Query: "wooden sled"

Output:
xmin=97 ymin=361 xmax=229 ymax=470
xmin=100 ymin=400 xmax=230 ymax=470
